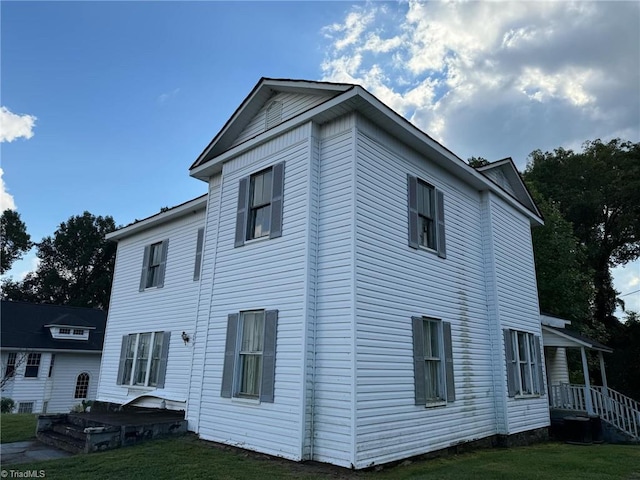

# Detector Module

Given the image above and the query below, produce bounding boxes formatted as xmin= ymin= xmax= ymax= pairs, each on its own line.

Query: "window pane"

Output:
xmin=425 ymin=360 xmax=441 ymax=400
xmin=251 ymin=170 xmax=272 ymax=207
xmin=420 ymin=217 xmax=435 ymax=249
xmin=418 ymin=182 xmax=433 ymax=217
xmin=123 ymin=335 xmax=136 ymax=385
xmin=241 ymin=313 xmax=264 ymax=352
xmin=517 ymin=332 xmax=527 ymax=360
xmin=150 ymin=243 xmax=162 ymax=265
xmin=134 ymin=333 xmax=151 ymax=385
xmin=251 ymin=205 xmax=271 ymax=239
xmin=239 ymin=354 xmax=262 ymax=397
xmin=148 ymin=332 xmax=164 ymax=387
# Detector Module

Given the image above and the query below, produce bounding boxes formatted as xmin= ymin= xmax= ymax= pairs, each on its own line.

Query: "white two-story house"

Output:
xmin=97 ymin=78 xmax=548 ymax=468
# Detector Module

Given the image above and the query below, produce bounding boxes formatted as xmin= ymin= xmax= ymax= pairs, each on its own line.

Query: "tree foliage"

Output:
xmin=1 ymin=212 xmax=117 ymax=309
xmin=467 ymin=156 xmax=490 ymax=168
xmin=524 ymin=138 xmax=640 ymax=331
xmin=528 ymin=186 xmax=593 ymax=326
xmin=0 ymin=209 xmax=31 ymax=274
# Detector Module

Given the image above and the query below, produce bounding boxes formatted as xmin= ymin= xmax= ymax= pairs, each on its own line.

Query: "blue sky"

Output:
xmin=2 ymin=1 xmax=639 ymax=315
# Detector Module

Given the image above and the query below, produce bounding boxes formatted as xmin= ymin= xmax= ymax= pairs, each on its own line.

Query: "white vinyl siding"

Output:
xmin=311 ymin=116 xmax=357 ymax=467
xmin=231 ymin=92 xmax=335 ymax=147
xmin=97 ymin=208 xmax=205 ymax=409
xmin=489 ymin=194 xmax=549 ymax=434
xmin=353 ymin=118 xmax=496 ymax=468
xmin=1 ymin=352 xmax=101 ymax=413
xmin=194 ymin=123 xmax=311 ymax=461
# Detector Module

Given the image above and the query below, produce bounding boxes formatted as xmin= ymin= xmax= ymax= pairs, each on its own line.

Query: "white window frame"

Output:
xmin=235 ymin=311 xmax=265 ymax=399
xmin=74 ymin=372 xmax=90 ymax=399
xmin=120 ymin=332 xmax=165 ymax=388
xmin=18 ymin=402 xmax=34 ymax=414
xmin=417 ymin=180 xmax=437 ymax=251
xmin=24 ymin=353 xmax=41 ymax=378
xmin=145 ymin=242 xmax=163 ymax=288
xmin=247 ymin=168 xmax=273 ymax=241
xmin=423 ymin=318 xmax=446 ymax=404
xmin=5 ymin=352 xmax=17 ymax=378
xmin=511 ymin=330 xmax=540 ymax=396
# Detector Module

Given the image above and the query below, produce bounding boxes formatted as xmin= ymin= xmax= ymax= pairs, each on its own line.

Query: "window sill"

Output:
xmin=514 ymin=394 xmax=542 ymax=399
xmin=424 ymin=400 xmax=447 ymax=408
xmin=244 ymin=236 xmax=270 ymax=246
xmin=231 ymin=396 xmax=261 ymax=406
xmin=125 ymin=386 xmax=155 ymax=394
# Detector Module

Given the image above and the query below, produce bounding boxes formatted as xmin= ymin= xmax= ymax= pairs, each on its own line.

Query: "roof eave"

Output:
xmin=106 ymin=195 xmax=207 ymax=241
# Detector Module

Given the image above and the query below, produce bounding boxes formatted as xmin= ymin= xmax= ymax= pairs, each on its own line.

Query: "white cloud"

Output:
xmin=0 ymin=168 xmax=16 ymax=211
xmin=0 ymin=106 xmax=36 ymax=143
xmin=158 ymin=88 xmax=181 ymax=104
xmin=321 ymin=0 xmax=639 ymax=165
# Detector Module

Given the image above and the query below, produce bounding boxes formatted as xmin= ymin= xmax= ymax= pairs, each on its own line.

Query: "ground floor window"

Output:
xmin=24 ymin=353 xmax=41 ymax=378
xmin=117 ymin=331 xmax=170 ymax=388
xmin=75 ymin=372 xmax=90 ymax=399
xmin=18 ymin=402 xmax=34 ymax=414
xmin=504 ymin=329 xmax=545 ymax=397
xmin=221 ymin=310 xmax=278 ymax=403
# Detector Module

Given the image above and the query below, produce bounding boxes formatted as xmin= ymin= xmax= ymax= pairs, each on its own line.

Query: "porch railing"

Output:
xmin=550 ymin=383 xmax=640 ymax=439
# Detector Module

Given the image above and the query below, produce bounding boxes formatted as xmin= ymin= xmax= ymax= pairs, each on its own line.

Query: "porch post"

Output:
xmin=580 ymin=347 xmax=594 ymax=414
xmin=598 ymin=351 xmax=608 ymax=390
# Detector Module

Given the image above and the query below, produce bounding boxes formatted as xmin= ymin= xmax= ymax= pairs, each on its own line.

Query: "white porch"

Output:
xmin=541 ymin=316 xmax=639 ymax=441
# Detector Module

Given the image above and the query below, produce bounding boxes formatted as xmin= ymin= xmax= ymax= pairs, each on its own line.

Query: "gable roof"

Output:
xmin=541 ymin=325 xmax=613 ymax=353
xmin=475 ymin=158 xmax=540 ymax=217
xmin=189 ymin=77 xmax=543 ymax=225
xmin=1 ymin=301 xmax=107 ymax=352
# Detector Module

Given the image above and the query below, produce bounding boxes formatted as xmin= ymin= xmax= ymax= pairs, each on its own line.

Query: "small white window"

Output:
xmin=18 ymin=402 xmax=34 ymax=414
xmin=265 ymin=101 xmax=282 ymax=130
xmin=75 ymin=372 xmax=90 ymax=399
xmin=59 ymin=328 xmax=71 ymax=335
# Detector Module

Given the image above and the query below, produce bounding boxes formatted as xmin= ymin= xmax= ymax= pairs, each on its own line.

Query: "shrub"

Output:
xmin=1 ymin=397 xmax=15 ymax=413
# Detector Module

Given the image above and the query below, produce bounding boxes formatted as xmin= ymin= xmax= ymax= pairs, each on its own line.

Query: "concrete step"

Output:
xmin=51 ymin=423 xmax=87 ymax=442
xmin=37 ymin=430 xmax=86 ymax=454
xmin=67 ymin=414 xmax=106 ymax=429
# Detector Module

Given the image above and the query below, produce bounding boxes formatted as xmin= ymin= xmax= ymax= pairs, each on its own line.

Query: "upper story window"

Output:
xmin=49 ymin=326 xmax=90 ymax=340
xmin=221 ymin=310 xmax=278 ymax=403
xmin=139 ymin=240 xmax=169 ymax=291
xmin=117 ymin=331 xmax=171 ymax=388
xmin=5 ymin=352 xmax=17 ymax=378
xmin=193 ymin=227 xmax=204 ymax=281
xmin=412 ymin=316 xmax=455 ymax=406
xmin=25 ymin=353 xmax=41 ymax=378
xmin=234 ymin=162 xmax=285 ymax=247
xmin=504 ymin=329 xmax=545 ymax=397
xmin=249 ymin=168 xmax=273 ymax=240
xmin=407 ymin=175 xmax=446 ymax=258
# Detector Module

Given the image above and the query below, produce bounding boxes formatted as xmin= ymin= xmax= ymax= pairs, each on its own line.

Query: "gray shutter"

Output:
xmin=443 ymin=322 xmax=456 ymax=402
xmin=412 ymin=316 xmax=426 ymax=405
xmin=193 ymin=228 xmax=204 ymax=281
xmin=504 ymin=329 xmax=517 ymax=397
xmin=234 ymin=177 xmax=250 ymax=247
xmin=116 ymin=335 xmax=129 ymax=385
xmin=407 ymin=175 xmax=419 ymax=249
xmin=535 ymin=335 xmax=545 ymax=395
xmin=139 ymin=246 xmax=150 ymax=291
xmin=156 ymin=240 xmax=169 ymax=288
xmin=155 ymin=331 xmax=171 ymax=389
xmin=269 ymin=162 xmax=285 ymax=239
xmin=260 ymin=310 xmax=278 ymax=403
xmin=436 ymin=190 xmax=446 ymax=259
xmin=221 ymin=314 xmax=239 ymax=398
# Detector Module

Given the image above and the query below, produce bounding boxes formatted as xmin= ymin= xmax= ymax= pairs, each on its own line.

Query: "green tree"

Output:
xmin=524 ymin=139 xmax=640 ymax=333
xmin=467 ymin=156 xmax=490 ymax=168
xmin=607 ymin=311 xmax=640 ymax=399
xmin=528 ymin=187 xmax=593 ymax=327
xmin=0 ymin=209 xmax=31 ymax=274
xmin=1 ymin=212 xmax=117 ymax=309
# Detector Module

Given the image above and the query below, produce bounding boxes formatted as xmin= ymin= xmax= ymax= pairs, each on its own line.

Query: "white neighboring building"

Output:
xmin=97 ymin=78 xmax=549 ymax=468
xmin=1 ymin=301 xmax=106 ymax=414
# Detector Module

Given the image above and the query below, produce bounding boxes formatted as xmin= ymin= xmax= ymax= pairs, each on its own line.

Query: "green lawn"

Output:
xmin=0 ymin=413 xmax=37 ymax=443
xmin=4 ymin=433 xmax=639 ymax=480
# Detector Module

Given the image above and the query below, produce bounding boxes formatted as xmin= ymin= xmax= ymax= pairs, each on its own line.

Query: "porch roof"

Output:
xmin=542 ymin=325 xmax=613 ymax=353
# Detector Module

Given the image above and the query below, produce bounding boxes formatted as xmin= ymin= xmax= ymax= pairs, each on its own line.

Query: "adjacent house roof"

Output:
xmin=188 ymin=77 xmax=543 ymax=225
xmin=1 ymin=301 xmax=107 ymax=352
xmin=541 ymin=325 xmax=613 ymax=353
